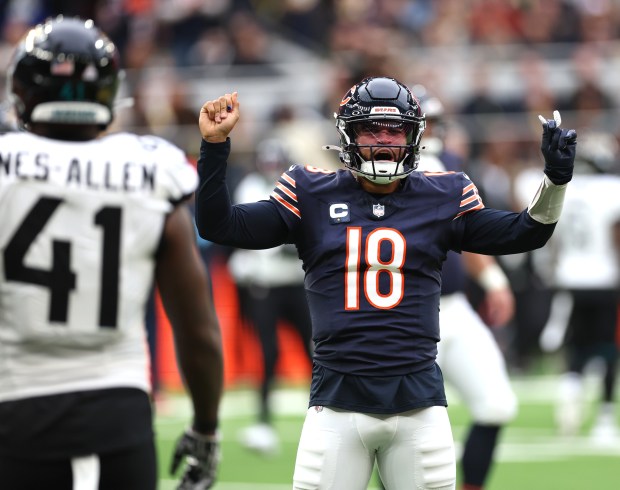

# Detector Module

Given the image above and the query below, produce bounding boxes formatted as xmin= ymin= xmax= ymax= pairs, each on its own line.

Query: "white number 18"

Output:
xmin=345 ymin=227 xmax=406 ymax=310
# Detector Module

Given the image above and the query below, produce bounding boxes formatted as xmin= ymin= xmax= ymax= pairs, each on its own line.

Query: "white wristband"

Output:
xmin=477 ymin=264 xmax=509 ymax=292
xmin=527 ymin=174 xmax=567 ymax=224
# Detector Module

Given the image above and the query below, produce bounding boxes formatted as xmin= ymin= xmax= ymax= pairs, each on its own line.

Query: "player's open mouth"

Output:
xmin=373 ymin=149 xmax=395 ymax=161
xmin=372 ymin=148 xmax=394 ymax=161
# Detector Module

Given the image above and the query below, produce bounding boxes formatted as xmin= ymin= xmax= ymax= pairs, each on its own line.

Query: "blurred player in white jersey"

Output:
xmin=415 ymin=91 xmax=517 ymax=490
xmin=0 ymin=17 xmax=223 ymax=490
xmin=540 ymin=132 xmax=620 ymax=442
xmin=229 ymin=139 xmax=313 ymax=455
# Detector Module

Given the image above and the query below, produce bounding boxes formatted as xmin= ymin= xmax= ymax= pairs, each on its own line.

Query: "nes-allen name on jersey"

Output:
xmin=0 ymin=131 xmax=198 ymax=203
xmin=0 ymin=150 xmax=156 ymax=193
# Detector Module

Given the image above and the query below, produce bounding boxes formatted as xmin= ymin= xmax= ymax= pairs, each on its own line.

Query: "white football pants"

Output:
xmin=436 ymin=293 xmax=517 ymax=424
xmin=293 ymin=405 xmax=456 ymax=490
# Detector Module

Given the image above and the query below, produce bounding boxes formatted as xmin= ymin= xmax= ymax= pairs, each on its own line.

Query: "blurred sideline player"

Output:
xmin=537 ymin=132 xmax=620 ymax=442
xmin=0 ymin=17 xmax=223 ymax=490
xmin=378 ymin=90 xmax=518 ymax=490
xmin=228 ymin=139 xmax=313 ymax=455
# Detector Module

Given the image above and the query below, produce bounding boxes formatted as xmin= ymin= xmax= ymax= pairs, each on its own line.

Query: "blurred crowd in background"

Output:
xmin=1 ymin=0 xmax=619 ymax=376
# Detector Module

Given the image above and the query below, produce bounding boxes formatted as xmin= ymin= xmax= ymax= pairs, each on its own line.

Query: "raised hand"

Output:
xmin=538 ymin=110 xmax=577 ymax=185
xmin=199 ymin=92 xmax=240 ymax=143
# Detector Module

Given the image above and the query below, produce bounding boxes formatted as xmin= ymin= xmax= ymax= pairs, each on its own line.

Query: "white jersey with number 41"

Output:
xmin=0 ymin=131 xmax=197 ymax=402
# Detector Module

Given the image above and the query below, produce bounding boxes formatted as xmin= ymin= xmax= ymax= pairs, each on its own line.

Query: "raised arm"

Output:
xmin=195 ymin=92 xmax=290 ymax=249
xmin=457 ymin=111 xmax=577 ymax=255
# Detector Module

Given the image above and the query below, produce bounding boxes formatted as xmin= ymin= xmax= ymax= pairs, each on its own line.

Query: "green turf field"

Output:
xmin=155 ymin=374 xmax=620 ymax=489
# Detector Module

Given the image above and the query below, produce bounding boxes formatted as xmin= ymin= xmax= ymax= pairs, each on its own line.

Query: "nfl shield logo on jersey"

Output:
xmin=373 ymin=203 xmax=385 ymax=218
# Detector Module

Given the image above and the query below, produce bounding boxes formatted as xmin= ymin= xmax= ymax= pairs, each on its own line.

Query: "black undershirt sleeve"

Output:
xmin=195 ymin=138 xmax=289 ymax=249
xmin=453 ymin=208 xmax=556 ymax=255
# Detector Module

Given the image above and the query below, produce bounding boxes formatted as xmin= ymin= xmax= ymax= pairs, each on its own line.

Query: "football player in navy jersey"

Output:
xmin=0 ymin=17 xmax=223 ymax=490
xmin=195 ymin=77 xmax=577 ymax=490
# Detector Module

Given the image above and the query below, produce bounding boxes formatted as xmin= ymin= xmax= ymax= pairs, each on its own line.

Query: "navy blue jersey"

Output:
xmin=270 ymin=164 xmax=482 ymax=376
xmin=196 ymin=140 xmax=555 ymax=413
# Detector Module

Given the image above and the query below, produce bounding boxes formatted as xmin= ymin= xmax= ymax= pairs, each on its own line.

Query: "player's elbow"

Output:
xmin=194 ymin=211 xmax=210 ymax=241
xmin=195 ymin=215 xmax=231 ymax=245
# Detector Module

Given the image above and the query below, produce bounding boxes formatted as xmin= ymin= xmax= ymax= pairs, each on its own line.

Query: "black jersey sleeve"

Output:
xmin=195 ymin=139 xmax=289 ymax=249
xmin=453 ymin=207 xmax=556 ymax=255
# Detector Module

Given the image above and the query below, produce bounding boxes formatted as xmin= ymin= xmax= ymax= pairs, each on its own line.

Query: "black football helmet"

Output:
xmin=7 ymin=16 xmax=120 ymax=129
xmin=334 ymin=77 xmax=425 ymax=184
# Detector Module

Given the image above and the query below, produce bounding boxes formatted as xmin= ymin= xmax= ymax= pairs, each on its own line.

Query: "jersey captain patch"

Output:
xmin=329 ymin=202 xmax=350 ymax=223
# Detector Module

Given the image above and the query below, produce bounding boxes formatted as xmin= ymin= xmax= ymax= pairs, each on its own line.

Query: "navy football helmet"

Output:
xmin=334 ymin=77 xmax=425 ymax=184
xmin=7 ymin=16 xmax=120 ymax=129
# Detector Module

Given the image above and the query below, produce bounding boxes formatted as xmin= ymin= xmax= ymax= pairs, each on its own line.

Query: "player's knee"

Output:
xmin=471 ymin=393 xmax=518 ymax=425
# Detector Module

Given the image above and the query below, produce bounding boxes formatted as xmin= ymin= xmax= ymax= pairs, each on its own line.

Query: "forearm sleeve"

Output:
xmin=527 ymin=174 xmax=567 ymax=224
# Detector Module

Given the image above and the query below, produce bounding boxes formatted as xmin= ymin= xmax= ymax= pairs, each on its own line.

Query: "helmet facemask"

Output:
xmin=337 ymin=114 xmax=425 ymax=184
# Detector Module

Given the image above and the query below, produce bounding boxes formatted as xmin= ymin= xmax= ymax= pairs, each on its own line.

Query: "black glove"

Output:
xmin=539 ymin=110 xmax=577 ymax=185
xmin=170 ymin=428 xmax=220 ymax=490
